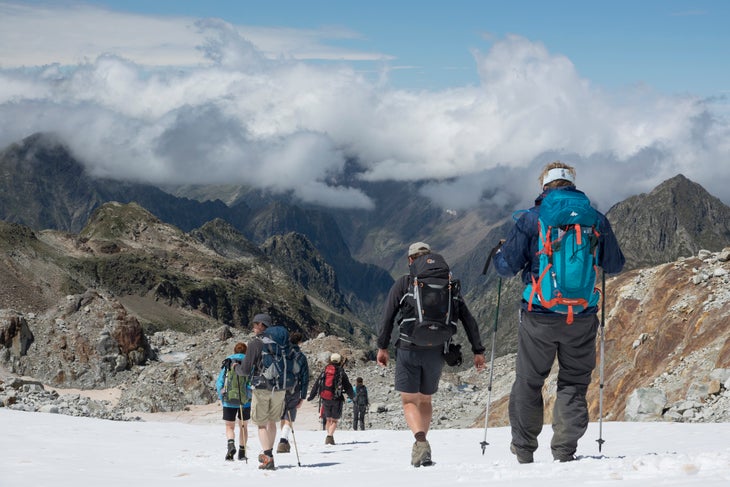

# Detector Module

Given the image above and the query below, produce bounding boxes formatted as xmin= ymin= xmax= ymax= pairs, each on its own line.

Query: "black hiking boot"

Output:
xmin=238 ymin=445 xmax=247 ymax=461
xmin=225 ymin=440 xmax=236 ymax=461
xmin=325 ymin=435 xmax=335 ymax=445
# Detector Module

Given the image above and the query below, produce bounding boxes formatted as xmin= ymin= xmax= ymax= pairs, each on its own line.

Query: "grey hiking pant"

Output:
xmin=509 ymin=309 xmax=598 ymax=460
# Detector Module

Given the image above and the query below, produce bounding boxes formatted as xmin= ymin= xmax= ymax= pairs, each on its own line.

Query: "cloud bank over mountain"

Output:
xmin=1 ymin=4 xmax=728 ymax=211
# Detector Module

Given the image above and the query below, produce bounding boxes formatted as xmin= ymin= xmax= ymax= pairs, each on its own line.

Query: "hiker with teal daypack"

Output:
xmin=216 ymin=342 xmax=251 ymax=461
xmin=492 ymin=161 xmax=625 ymax=464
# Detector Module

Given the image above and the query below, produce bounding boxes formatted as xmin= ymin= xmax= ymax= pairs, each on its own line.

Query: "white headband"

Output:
xmin=542 ymin=167 xmax=575 ymax=186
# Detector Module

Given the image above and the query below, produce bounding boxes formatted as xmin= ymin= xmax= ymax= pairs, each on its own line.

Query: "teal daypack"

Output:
xmin=523 ymin=189 xmax=601 ymax=323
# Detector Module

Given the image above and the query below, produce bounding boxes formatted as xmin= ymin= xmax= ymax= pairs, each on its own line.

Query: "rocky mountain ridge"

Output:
xmin=1 ymin=132 xmax=729 ymax=430
xmin=0 ymin=134 xmax=394 ymax=325
xmin=2 ymin=248 xmax=728 ymax=429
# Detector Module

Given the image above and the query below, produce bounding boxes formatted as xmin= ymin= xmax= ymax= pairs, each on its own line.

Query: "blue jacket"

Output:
xmin=216 ymin=352 xmax=251 ymax=409
xmin=291 ymin=344 xmax=310 ymax=400
xmin=493 ymin=186 xmax=625 ymax=314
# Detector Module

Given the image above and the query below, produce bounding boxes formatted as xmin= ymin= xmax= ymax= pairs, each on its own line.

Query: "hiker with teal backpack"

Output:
xmin=215 ymin=342 xmax=251 ymax=461
xmin=492 ymin=161 xmax=625 ymax=464
xmin=234 ymin=312 xmax=297 ymax=471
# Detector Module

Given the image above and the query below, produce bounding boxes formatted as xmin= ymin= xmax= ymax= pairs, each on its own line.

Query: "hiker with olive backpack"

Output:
xmin=216 ymin=342 xmax=251 ymax=461
xmin=492 ymin=161 xmax=625 ymax=464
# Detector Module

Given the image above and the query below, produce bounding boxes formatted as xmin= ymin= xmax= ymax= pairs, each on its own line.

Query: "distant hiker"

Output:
xmin=492 ymin=161 xmax=625 ymax=464
xmin=352 ymin=377 xmax=370 ymax=431
xmin=235 ymin=312 xmax=294 ymax=470
xmin=377 ymin=242 xmax=486 ymax=467
xmin=216 ymin=342 xmax=251 ymax=461
xmin=277 ymin=332 xmax=310 ymax=453
xmin=307 ymin=352 xmax=354 ymax=445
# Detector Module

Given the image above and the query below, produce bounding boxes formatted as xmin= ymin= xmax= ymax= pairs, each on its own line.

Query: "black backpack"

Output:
xmin=399 ymin=253 xmax=458 ymax=347
xmin=354 ymin=385 xmax=368 ymax=406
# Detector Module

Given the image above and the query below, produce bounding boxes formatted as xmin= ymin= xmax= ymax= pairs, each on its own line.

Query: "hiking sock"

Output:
xmin=281 ymin=424 xmax=292 ymax=441
xmin=414 ymin=431 xmax=427 ymax=442
xmin=263 ymin=449 xmax=273 ymax=457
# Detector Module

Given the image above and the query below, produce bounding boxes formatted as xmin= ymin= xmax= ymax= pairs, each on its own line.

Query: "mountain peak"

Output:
xmin=607 ymin=174 xmax=730 ymax=270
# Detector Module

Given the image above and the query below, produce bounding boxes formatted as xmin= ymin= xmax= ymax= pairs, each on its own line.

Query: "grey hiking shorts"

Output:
xmin=394 ymin=347 xmax=444 ymax=395
xmin=281 ymin=391 xmax=302 ymax=421
xmin=322 ymin=399 xmax=344 ymax=420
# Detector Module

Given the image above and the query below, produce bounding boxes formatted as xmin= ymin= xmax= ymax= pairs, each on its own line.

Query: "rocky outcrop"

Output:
xmin=2 ymin=291 xmax=152 ymax=388
xmin=0 ymin=311 xmax=34 ymax=357
xmin=590 ymin=247 xmax=730 ymax=421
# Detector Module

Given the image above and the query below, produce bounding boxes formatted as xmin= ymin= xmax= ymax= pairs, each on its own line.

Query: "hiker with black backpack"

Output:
xmin=352 ymin=377 xmax=369 ymax=431
xmin=276 ymin=332 xmax=310 ymax=454
xmin=307 ymin=352 xmax=354 ymax=445
xmin=377 ymin=242 xmax=486 ymax=467
xmin=215 ymin=342 xmax=251 ymax=461
xmin=492 ymin=161 xmax=625 ymax=464
xmin=234 ymin=312 xmax=296 ymax=471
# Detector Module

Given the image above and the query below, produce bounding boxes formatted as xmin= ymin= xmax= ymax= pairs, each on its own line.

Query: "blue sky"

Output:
xmin=79 ymin=0 xmax=730 ymax=96
xmin=0 ymin=1 xmax=729 ymax=209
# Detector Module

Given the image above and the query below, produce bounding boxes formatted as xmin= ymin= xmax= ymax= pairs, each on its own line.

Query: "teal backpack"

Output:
xmin=523 ymin=189 xmax=601 ymax=323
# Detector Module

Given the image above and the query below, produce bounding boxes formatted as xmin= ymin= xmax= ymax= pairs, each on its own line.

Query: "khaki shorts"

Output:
xmin=251 ymin=389 xmax=286 ymax=426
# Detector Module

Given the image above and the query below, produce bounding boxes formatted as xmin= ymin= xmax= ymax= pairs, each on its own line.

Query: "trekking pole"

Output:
xmin=287 ymin=410 xmax=302 ymax=467
xmin=238 ymin=404 xmax=248 ymax=463
xmin=596 ymin=271 xmax=606 ymax=452
xmin=480 ymin=242 xmax=503 ymax=454
xmin=480 ymin=276 xmax=501 ymax=454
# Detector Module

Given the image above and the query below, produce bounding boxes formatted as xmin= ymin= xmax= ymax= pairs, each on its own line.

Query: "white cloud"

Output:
xmin=0 ymin=2 xmax=728 ymax=210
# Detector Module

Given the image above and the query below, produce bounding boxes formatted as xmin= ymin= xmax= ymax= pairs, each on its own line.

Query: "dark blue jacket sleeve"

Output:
xmin=493 ymin=209 xmax=540 ymax=283
xmin=298 ymin=352 xmax=310 ymax=400
xmin=596 ymin=213 xmax=625 ymax=274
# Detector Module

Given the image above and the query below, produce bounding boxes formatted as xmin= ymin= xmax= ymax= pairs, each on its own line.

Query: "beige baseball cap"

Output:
xmin=408 ymin=242 xmax=431 ymax=257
